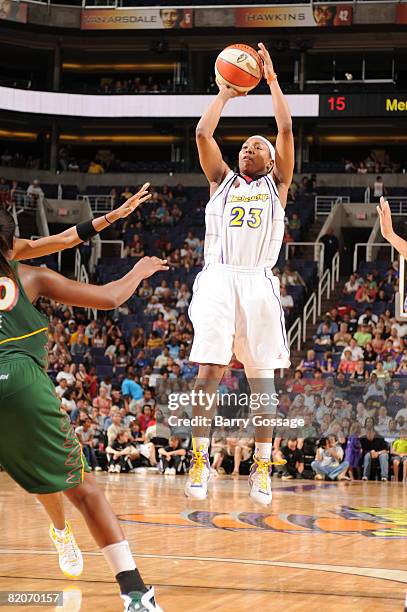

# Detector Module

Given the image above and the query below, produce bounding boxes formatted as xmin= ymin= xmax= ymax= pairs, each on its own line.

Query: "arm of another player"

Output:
xmin=12 ymin=183 xmax=151 ymax=261
xmin=21 ymin=256 xmax=168 ymax=310
xmin=377 ymin=196 xmax=407 ymax=258
xmin=258 ymin=43 xmax=294 ymax=208
xmin=195 ymin=85 xmax=240 ymax=191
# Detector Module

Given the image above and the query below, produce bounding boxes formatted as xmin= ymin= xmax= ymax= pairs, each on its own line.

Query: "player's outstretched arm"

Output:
xmin=377 ymin=196 xmax=407 ymax=258
xmin=258 ymin=43 xmax=294 ymax=208
xmin=20 ymin=256 xmax=168 ymax=310
xmin=11 ymin=183 xmax=152 ymax=261
xmin=196 ymin=84 xmax=240 ymax=190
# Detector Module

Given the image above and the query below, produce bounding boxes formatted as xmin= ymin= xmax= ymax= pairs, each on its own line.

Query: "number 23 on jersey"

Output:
xmin=229 ymin=207 xmax=263 ymax=229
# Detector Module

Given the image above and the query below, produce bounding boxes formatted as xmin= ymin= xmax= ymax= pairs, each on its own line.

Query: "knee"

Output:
xmin=197 ymin=364 xmax=225 ymax=382
xmin=65 ymin=477 xmax=102 ymax=507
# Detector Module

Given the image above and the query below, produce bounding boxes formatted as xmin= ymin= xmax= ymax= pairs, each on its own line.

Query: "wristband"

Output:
xmin=76 ymin=219 xmax=98 ymax=242
xmin=267 ymin=73 xmax=278 ymax=84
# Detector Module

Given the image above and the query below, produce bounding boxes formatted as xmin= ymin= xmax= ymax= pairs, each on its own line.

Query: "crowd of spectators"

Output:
xmin=275 ymin=261 xmax=407 ymax=482
xmin=344 ymin=150 xmax=402 ymax=174
xmin=96 ymin=76 xmax=175 ymax=95
xmin=3 ymin=171 xmax=404 ymax=484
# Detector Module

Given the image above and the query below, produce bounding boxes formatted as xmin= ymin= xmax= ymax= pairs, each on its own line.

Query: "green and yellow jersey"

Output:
xmin=0 ymin=261 xmax=48 ymax=367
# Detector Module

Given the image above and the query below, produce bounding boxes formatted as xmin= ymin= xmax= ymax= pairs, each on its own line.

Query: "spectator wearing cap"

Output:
xmin=302 ymin=385 xmax=315 ymax=410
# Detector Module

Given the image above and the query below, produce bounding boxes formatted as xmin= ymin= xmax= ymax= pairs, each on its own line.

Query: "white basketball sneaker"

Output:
xmin=184 ymin=446 xmax=211 ymax=500
xmin=248 ymin=455 xmax=273 ymax=505
xmin=49 ymin=521 xmax=83 ymax=579
xmin=122 ymin=587 xmax=163 ymax=611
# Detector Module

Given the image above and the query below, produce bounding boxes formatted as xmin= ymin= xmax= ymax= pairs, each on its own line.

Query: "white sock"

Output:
xmin=255 ymin=442 xmax=272 ymax=460
xmin=102 ymin=540 xmax=136 ymax=575
xmin=53 ymin=523 xmax=67 ymax=537
xmin=193 ymin=437 xmax=209 ymax=452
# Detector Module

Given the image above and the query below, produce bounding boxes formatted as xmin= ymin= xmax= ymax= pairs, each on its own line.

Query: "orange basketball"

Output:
xmin=215 ymin=44 xmax=263 ymax=93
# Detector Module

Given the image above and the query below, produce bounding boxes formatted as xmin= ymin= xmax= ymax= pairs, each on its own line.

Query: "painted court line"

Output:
xmin=0 ymin=549 xmax=406 ymax=584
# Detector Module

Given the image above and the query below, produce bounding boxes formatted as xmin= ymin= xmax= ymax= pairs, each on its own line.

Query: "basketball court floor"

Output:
xmin=1 ymin=472 xmax=406 ymax=611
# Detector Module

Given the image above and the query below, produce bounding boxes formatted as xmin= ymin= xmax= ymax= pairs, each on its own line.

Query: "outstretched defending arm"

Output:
xmin=258 ymin=43 xmax=294 ymax=208
xmin=21 ymin=256 xmax=168 ymax=310
xmin=377 ymin=196 xmax=407 ymax=258
xmin=12 ymin=183 xmax=151 ymax=261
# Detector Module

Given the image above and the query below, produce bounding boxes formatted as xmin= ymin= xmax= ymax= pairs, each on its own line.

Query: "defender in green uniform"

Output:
xmin=0 ymin=260 xmax=90 ymax=493
xmin=0 ymin=207 xmax=167 ymax=612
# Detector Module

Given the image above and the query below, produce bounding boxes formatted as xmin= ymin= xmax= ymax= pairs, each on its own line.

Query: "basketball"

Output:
xmin=215 ymin=44 xmax=263 ymax=93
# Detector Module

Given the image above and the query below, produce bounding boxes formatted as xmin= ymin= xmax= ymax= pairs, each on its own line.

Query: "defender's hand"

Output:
xmin=135 ymin=256 xmax=169 ymax=279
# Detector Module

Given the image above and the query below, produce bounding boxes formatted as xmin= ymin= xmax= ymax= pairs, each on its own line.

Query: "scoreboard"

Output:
xmin=319 ymin=93 xmax=407 ymax=117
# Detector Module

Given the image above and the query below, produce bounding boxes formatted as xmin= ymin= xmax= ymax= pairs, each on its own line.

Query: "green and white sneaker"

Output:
xmin=122 ymin=587 xmax=163 ymax=612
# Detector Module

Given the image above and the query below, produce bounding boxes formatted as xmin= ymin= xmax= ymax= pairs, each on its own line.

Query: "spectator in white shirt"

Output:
xmin=358 ymin=307 xmax=378 ymax=326
xmin=343 ymin=273 xmax=361 ymax=294
xmin=341 ymin=338 xmax=364 ymax=361
xmin=26 ymin=179 xmax=44 ymax=205
xmin=56 ymin=364 xmax=76 ymax=387
xmin=280 ymin=285 xmax=294 ymax=315
xmin=55 ymin=378 xmax=69 ymax=399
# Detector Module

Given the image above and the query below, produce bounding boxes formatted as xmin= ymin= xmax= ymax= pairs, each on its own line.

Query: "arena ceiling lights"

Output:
xmin=0 ymin=86 xmax=319 ymax=118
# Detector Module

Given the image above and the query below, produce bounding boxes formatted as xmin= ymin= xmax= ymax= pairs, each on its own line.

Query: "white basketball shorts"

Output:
xmin=188 ymin=263 xmax=291 ymax=369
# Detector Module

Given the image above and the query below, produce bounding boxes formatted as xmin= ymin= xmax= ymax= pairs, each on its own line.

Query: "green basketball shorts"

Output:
xmin=0 ymin=356 xmax=90 ymax=494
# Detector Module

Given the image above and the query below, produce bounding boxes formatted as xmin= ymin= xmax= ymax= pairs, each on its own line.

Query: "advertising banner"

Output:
xmin=81 ymin=8 xmax=193 ymax=30
xmin=235 ymin=5 xmax=353 ymax=28
xmin=396 ymin=4 xmax=407 ymax=24
xmin=0 ymin=0 xmax=27 ymax=24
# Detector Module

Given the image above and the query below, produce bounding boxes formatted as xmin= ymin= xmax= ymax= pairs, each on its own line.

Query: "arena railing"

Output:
xmin=387 ymin=197 xmax=407 ymax=214
xmin=77 ymin=195 xmax=114 ymax=214
xmin=75 ymin=249 xmax=97 ymax=319
xmin=314 ymin=196 xmax=351 ymax=220
xmin=317 ymin=267 xmax=331 ymax=317
xmin=11 ymin=205 xmax=20 ymax=238
xmin=279 ymin=316 xmax=302 ymax=378
xmin=353 ymin=242 xmax=395 ymax=271
xmin=331 ymin=251 xmax=340 ymax=291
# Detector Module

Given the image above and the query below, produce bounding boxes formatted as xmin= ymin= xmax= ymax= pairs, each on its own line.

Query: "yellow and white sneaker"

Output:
xmin=49 ymin=521 xmax=83 ymax=579
xmin=184 ymin=447 xmax=211 ymax=500
xmin=248 ymin=455 xmax=273 ymax=505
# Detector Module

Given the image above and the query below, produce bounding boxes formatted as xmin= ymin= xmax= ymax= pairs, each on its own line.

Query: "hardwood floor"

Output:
xmin=1 ymin=472 xmax=406 ymax=611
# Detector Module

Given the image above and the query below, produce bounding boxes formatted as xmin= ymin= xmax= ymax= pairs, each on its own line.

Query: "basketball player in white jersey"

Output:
xmin=185 ymin=43 xmax=294 ymax=505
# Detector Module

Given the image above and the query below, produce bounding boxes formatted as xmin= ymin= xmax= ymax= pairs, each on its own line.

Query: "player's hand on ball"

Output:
xmin=115 ymin=183 xmax=152 ymax=219
xmin=135 ymin=256 xmax=169 ymax=279
xmin=216 ymin=78 xmax=246 ymax=99
xmin=258 ymin=42 xmax=275 ymax=81
xmin=377 ymin=196 xmax=393 ymax=239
